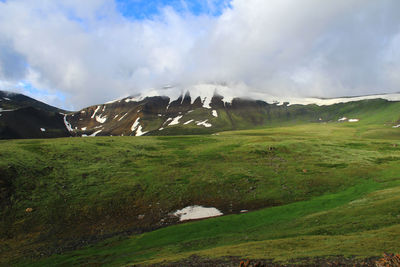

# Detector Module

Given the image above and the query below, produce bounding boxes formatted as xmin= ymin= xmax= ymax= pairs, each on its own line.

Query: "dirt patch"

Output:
xmin=144 ymin=255 xmax=380 ymax=267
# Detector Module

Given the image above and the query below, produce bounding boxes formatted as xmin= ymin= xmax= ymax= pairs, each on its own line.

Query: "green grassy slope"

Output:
xmin=1 ymin=121 xmax=400 ymax=266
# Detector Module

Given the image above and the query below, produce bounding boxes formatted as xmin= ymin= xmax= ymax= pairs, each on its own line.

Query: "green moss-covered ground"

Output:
xmin=1 ymin=121 xmax=400 ymax=266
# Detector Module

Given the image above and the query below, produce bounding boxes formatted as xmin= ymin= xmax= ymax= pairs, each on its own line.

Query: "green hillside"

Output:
xmin=1 ymin=108 xmax=400 ymax=265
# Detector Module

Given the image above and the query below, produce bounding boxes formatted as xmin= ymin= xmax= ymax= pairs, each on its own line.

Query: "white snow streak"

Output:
xmin=135 ymin=125 xmax=148 ymax=136
xmin=163 ymin=118 xmax=173 ymax=125
xmin=212 ymin=110 xmax=218 ymax=117
xmin=131 ymin=117 xmax=140 ymax=132
xmin=40 ymin=128 xmax=46 ymax=132
xmin=348 ymin=119 xmax=359 ymax=122
xmin=63 ymin=114 xmax=73 ymax=132
xmin=173 ymin=206 xmax=223 ymax=221
xmin=393 ymin=124 xmax=400 ymax=128
xmin=81 ymin=127 xmax=87 ymax=130
xmin=118 ymin=112 xmax=128 ymax=121
xmin=196 ymin=120 xmax=212 ymax=127
xmin=96 ymin=114 xmax=107 ymax=123
xmin=184 ymin=119 xmax=194 ymax=125
xmin=91 ymin=106 xmax=101 ymax=119
xmin=338 ymin=117 xmax=348 ymax=122
xmin=168 ymin=115 xmax=183 ymax=126
xmin=90 ymin=130 xmax=102 ymax=136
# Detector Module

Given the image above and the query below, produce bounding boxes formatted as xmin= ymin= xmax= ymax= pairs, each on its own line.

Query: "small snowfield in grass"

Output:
xmin=173 ymin=206 xmax=223 ymax=221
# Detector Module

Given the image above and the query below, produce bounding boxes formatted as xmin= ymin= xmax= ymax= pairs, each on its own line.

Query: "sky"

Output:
xmin=0 ymin=0 xmax=400 ymax=110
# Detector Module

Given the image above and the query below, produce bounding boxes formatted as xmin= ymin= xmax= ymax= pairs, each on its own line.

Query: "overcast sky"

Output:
xmin=0 ymin=0 xmax=400 ymax=110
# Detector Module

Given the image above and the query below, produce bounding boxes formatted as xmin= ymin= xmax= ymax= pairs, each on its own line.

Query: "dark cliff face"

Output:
xmin=0 ymin=107 xmax=70 ymax=139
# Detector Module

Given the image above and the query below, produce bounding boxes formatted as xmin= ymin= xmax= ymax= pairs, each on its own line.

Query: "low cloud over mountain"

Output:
xmin=0 ymin=0 xmax=400 ymax=109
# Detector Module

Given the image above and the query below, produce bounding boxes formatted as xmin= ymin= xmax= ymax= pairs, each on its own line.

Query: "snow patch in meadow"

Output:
xmin=212 ymin=110 xmax=218 ymax=117
xmin=159 ymin=127 xmax=164 ymax=131
xmin=63 ymin=115 xmax=73 ymax=132
xmin=168 ymin=115 xmax=183 ymax=126
xmin=338 ymin=117 xmax=347 ymax=122
xmin=40 ymin=128 xmax=46 ymax=132
xmin=81 ymin=127 xmax=87 ymax=130
xmin=196 ymin=120 xmax=212 ymax=128
xmin=91 ymin=106 xmax=101 ymax=119
xmin=392 ymin=124 xmax=400 ymax=128
xmin=184 ymin=119 xmax=194 ymax=125
xmin=348 ymin=119 xmax=359 ymax=122
xmin=173 ymin=206 xmax=223 ymax=221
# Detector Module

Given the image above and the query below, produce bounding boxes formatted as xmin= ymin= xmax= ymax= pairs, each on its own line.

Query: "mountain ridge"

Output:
xmin=1 ymin=86 xmax=400 ymax=139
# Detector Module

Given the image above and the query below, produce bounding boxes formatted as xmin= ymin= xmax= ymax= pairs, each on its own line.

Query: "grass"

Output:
xmin=1 ymin=122 xmax=400 ymax=266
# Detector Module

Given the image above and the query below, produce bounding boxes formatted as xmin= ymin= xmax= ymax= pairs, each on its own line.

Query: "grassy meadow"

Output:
xmin=1 ymin=120 xmax=400 ymax=266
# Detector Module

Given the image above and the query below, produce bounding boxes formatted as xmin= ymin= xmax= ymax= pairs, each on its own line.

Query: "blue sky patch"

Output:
xmin=116 ymin=0 xmax=231 ymax=19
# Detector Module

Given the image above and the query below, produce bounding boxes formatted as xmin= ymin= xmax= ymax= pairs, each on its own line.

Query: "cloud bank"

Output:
xmin=0 ymin=0 xmax=400 ymax=109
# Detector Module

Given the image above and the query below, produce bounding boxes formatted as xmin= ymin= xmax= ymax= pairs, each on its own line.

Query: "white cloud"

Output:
xmin=0 ymin=0 xmax=400 ymax=109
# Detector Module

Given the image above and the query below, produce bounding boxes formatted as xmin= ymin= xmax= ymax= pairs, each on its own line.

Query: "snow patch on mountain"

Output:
xmin=168 ymin=115 xmax=183 ymax=126
xmin=91 ymin=106 xmax=101 ymax=119
xmin=131 ymin=117 xmax=140 ymax=132
xmin=212 ymin=110 xmax=218 ymax=117
xmin=118 ymin=112 xmax=128 ymax=121
xmin=40 ymin=128 xmax=46 ymax=132
xmin=146 ymin=83 xmax=400 ymax=107
xmin=348 ymin=119 xmax=359 ymax=122
xmin=96 ymin=114 xmax=107 ymax=123
xmin=90 ymin=129 xmax=102 ymax=136
xmin=163 ymin=118 xmax=173 ymax=125
xmin=63 ymin=114 xmax=73 ymax=132
xmin=184 ymin=119 xmax=194 ymax=125
xmin=196 ymin=120 xmax=212 ymax=128
xmin=135 ymin=125 xmax=148 ymax=136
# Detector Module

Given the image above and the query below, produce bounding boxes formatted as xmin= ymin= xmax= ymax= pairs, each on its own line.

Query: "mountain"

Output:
xmin=0 ymin=91 xmax=70 ymax=139
xmin=1 ymin=84 xmax=400 ymax=139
